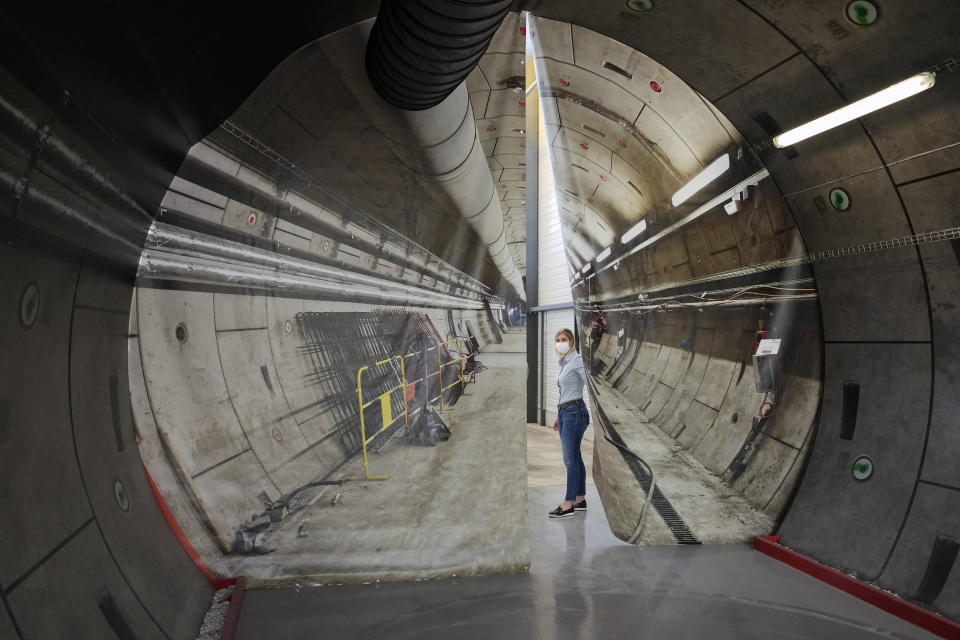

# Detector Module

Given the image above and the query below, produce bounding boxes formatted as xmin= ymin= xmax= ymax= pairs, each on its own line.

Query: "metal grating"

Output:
xmin=294 ymin=310 xmax=462 ymax=457
xmin=296 ymin=311 xmax=408 ymax=455
xmin=928 ymin=57 xmax=959 ymax=74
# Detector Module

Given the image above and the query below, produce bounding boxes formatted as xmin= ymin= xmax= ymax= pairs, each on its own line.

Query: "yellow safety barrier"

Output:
xmin=353 ymin=339 xmax=467 ymax=480
xmin=354 ymin=356 xmax=406 ymax=481
xmin=438 ymin=338 xmax=466 ymax=414
xmin=401 ymin=345 xmax=441 ymax=420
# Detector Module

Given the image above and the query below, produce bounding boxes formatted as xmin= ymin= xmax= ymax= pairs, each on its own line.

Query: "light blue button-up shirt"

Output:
xmin=557 ymin=351 xmax=586 ymax=406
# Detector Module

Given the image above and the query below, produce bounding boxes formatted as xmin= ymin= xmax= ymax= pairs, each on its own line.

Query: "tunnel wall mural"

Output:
xmin=526 ymin=15 xmax=822 ymax=548
xmin=1 ymin=2 xmax=959 ymax=638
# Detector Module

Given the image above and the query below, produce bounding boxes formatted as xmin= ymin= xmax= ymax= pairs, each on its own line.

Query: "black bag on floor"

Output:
xmin=409 ymin=404 xmax=451 ymax=446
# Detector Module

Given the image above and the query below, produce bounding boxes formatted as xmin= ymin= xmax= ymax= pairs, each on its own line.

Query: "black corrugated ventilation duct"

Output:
xmin=366 ymin=0 xmax=513 ymax=110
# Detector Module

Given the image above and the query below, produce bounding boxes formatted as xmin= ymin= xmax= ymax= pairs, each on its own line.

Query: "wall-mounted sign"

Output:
xmin=852 ymin=455 xmax=874 ymax=480
xmin=846 ymin=1 xmax=879 ymax=26
xmin=20 ymin=282 xmax=40 ymax=329
xmin=114 ymin=480 xmax=130 ymax=512
xmin=756 ymin=338 xmax=781 ymax=355
xmin=829 ymin=188 xmax=851 ymax=211
xmin=626 ymin=0 xmax=653 ymax=12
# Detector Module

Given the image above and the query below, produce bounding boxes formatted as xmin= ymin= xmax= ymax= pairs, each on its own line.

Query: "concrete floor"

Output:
xmin=234 ymin=489 xmax=938 ymax=639
xmin=527 ymin=419 xmax=594 ymax=490
xmin=219 ymin=331 xmax=529 ymax=586
xmin=231 ymin=333 xmax=938 ymax=639
xmin=590 ymin=379 xmax=776 ymax=545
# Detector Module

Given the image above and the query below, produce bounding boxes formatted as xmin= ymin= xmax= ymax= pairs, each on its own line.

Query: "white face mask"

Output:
xmin=556 ymin=341 xmax=571 ymax=354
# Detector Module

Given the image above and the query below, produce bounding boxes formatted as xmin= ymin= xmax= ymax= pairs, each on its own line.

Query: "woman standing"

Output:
xmin=549 ymin=327 xmax=590 ymax=518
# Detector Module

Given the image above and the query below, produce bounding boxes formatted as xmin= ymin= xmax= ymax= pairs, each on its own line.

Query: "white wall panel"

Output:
xmin=537 ymin=87 xmax=574 ymax=307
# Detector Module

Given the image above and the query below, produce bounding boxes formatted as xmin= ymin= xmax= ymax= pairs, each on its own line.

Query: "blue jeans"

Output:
xmin=558 ymin=402 xmax=590 ymax=502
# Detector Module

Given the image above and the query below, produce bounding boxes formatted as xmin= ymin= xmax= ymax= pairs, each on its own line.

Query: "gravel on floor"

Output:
xmin=195 ymin=585 xmax=235 ymax=640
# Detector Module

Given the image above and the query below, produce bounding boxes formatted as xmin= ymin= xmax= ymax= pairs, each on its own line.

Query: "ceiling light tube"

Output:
xmin=581 ymin=263 xmax=592 ymax=274
xmin=671 ymin=153 xmax=730 ymax=207
xmin=621 ymin=219 xmax=648 ymax=244
xmin=596 ymin=247 xmax=612 ymax=262
xmin=596 ymin=168 xmax=769 ymax=278
xmin=773 ymin=72 xmax=936 ymax=148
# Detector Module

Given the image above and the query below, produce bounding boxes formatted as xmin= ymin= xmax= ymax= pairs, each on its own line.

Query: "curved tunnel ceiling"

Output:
xmin=1 ymin=1 xmax=959 ymax=638
xmin=529 ymin=17 xmax=753 ymax=279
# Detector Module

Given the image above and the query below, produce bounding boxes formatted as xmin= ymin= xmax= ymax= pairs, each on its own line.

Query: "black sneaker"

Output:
xmin=548 ymin=504 xmax=575 ymax=518
xmin=574 ymin=499 xmax=587 ymax=511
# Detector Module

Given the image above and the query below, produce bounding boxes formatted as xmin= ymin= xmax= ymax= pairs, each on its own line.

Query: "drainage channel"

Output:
xmin=589 ymin=382 xmax=701 ymax=545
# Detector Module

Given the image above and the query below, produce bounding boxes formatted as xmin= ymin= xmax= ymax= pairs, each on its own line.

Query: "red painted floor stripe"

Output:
xmin=143 ymin=463 xmax=236 ymax=590
xmin=754 ymin=536 xmax=960 ymax=640
xmin=220 ymin=577 xmax=247 ymax=640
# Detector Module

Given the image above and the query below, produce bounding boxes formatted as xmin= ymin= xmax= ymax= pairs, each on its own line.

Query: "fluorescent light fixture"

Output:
xmin=621 ymin=219 xmax=648 ymax=244
xmin=596 ymin=247 xmax=612 ymax=262
xmin=774 ymin=72 xmax=936 ymax=148
xmin=597 ymin=168 xmax=769 ymax=277
xmin=724 ymin=189 xmax=747 ymax=215
xmin=671 ymin=154 xmax=730 ymax=207
xmin=581 ymin=263 xmax=592 ymax=274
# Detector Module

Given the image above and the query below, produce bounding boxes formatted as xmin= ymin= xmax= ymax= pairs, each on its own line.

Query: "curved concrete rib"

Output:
xmin=322 ymin=20 xmax=525 ymax=298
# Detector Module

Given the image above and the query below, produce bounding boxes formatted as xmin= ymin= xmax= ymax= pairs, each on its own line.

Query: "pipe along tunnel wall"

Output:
xmin=2 ymin=2 xmax=960 ymax=638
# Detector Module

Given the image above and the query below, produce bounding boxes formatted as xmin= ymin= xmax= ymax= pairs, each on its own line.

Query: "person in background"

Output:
xmin=587 ymin=312 xmax=608 ymax=363
xmin=549 ymin=327 xmax=590 ymax=518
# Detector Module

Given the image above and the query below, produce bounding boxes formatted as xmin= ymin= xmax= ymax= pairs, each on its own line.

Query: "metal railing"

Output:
xmin=401 ymin=345 xmax=442 ymax=417
xmin=438 ymin=338 xmax=467 ymax=414
xmin=355 ymin=356 xmax=407 ymax=481
xmin=353 ymin=339 xmax=467 ymax=480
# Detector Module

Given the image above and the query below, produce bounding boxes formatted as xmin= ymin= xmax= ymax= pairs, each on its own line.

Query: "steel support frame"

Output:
xmin=525 ymin=57 xmax=540 ymax=425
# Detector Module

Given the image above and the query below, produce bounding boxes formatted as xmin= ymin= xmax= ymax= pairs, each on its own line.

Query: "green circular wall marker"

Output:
xmin=625 ymin=0 xmax=653 ymax=12
xmin=114 ymin=479 xmax=131 ymax=512
xmin=852 ymin=455 xmax=874 ymax=481
xmin=846 ymin=1 xmax=879 ymax=26
xmin=829 ymin=188 xmax=851 ymax=212
xmin=20 ymin=282 xmax=40 ymax=328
